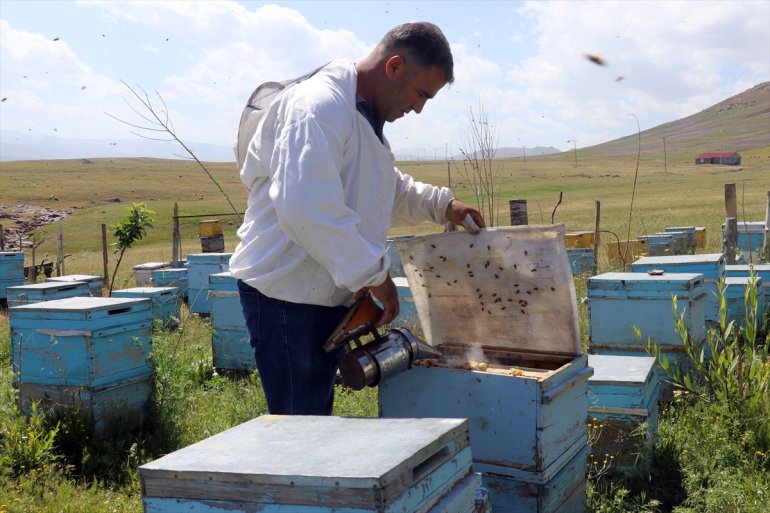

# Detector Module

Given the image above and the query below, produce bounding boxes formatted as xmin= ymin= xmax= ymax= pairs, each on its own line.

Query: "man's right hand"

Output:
xmin=356 ymin=275 xmax=399 ymax=327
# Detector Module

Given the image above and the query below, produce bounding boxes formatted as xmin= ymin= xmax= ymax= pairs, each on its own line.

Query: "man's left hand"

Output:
xmin=445 ymin=199 xmax=486 ymax=232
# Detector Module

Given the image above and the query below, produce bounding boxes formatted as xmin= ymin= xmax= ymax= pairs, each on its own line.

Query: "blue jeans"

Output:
xmin=237 ymin=280 xmax=348 ymax=415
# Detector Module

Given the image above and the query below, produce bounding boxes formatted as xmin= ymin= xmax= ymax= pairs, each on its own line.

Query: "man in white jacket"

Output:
xmin=230 ymin=22 xmax=485 ymax=415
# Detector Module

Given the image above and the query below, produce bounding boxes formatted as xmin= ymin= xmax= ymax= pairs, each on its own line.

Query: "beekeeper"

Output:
xmin=230 ymin=21 xmax=485 ymax=415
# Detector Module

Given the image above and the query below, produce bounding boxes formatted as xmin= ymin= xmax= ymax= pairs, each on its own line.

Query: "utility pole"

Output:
xmin=567 ymin=140 xmax=578 ymax=167
xmin=662 ymin=136 xmax=668 ymax=172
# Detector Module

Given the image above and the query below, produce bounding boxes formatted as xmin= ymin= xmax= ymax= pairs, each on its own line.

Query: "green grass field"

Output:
xmin=0 ymin=149 xmax=769 ymax=513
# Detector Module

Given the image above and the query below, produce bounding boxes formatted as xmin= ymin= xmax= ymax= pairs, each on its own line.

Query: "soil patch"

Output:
xmin=0 ymin=203 xmax=72 ymax=252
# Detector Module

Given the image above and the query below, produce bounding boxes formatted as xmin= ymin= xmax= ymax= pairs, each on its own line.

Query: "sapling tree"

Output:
xmin=109 ymin=203 xmax=154 ymax=295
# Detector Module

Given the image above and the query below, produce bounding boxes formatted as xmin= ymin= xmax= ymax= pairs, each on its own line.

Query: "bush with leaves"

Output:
xmin=110 ymin=203 xmax=154 ymax=294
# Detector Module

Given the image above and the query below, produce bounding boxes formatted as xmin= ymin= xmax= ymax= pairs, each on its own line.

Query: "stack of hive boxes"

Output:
xmin=132 ymin=261 xmax=171 ymax=287
xmin=140 ymin=416 xmax=488 ymax=513
xmin=722 ymin=221 xmax=766 ymax=263
xmin=112 ymin=286 xmax=181 ymax=328
xmin=187 ymin=253 xmax=232 ymax=315
xmin=9 ymin=296 xmax=154 ymax=436
xmin=208 ymin=271 xmax=253 ymax=372
xmin=0 ymin=252 xmax=25 ymax=304
xmin=725 ymin=264 xmax=770 ymax=321
xmin=564 ymin=230 xmax=595 ymax=274
xmin=380 ymin=226 xmax=592 ymax=513
xmin=151 ymin=267 xmax=189 ymax=302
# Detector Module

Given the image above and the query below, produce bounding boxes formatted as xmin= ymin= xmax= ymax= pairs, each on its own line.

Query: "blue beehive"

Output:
xmin=186 ymin=253 xmax=232 ymax=315
xmin=151 ymin=267 xmax=188 ymax=300
xmin=567 ymin=248 xmax=594 ymax=274
xmin=631 ymin=253 xmax=726 ymax=324
xmin=724 ymin=276 xmax=766 ymax=326
xmin=725 ymin=265 xmax=770 ymax=312
xmin=133 ymin=261 xmax=171 ymax=287
xmin=10 ymin=296 xmax=153 ymax=387
xmin=636 ymin=234 xmax=673 ymax=256
xmin=6 ymin=281 xmax=92 ymax=307
xmin=0 ymin=251 xmax=25 ymax=300
xmin=656 ymin=231 xmax=686 ymax=254
xmin=140 ymin=416 xmax=481 ymax=513
xmin=386 ymin=235 xmax=414 ymax=278
xmin=391 ymin=276 xmax=419 ymax=329
xmin=587 ymin=355 xmax=660 ymax=475
xmin=587 ymin=272 xmax=706 ymax=354
xmin=723 ymin=221 xmax=766 ymax=263
xmin=112 ymin=286 xmax=180 ymax=328
xmin=665 ymin=226 xmax=696 ymax=253
xmin=46 ymin=274 xmax=104 ymax=297
xmin=483 ymin=444 xmax=590 ymax=513
xmin=208 ymin=272 xmax=253 ymax=372
xmin=382 ymin=226 xmax=591 ymax=512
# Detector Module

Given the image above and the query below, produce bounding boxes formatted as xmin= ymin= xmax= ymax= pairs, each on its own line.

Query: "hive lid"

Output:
xmin=396 ymin=225 xmax=581 ymax=356
xmin=588 ymin=272 xmax=705 ymax=298
xmin=632 ymin=253 xmax=725 ymax=267
xmin=588 ymin=354 xmax=656 ymax=385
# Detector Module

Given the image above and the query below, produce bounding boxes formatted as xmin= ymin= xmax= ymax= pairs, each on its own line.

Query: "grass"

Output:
xmin=0 ymin=149 xmax=768 ymax=512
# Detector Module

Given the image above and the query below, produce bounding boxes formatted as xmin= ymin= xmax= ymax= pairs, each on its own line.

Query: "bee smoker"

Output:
xmin=324 ymin=294 xmax=441 ymax=391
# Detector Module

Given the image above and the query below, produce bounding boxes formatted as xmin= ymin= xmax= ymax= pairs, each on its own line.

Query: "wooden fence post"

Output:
xmin=102 ymin=224 xmax=110 ymax=289
xmin=172 ymin=203 xmax=180 ymax=267
xmin=592 ymin=200 xmax=601 ymax=275
xmin=0 ymin=224 xmax=4 ymax=251
xmin=724 ymin=217 xmax=737 ymax=265
xmin=724 ymin=183 xmax=738 ymax=261
xmin=57 ymin=223 xmax=65 ymax=276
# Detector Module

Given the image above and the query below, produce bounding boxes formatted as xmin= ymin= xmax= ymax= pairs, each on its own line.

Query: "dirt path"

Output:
xmin=0 ymin=203 xmax=72 ymax=252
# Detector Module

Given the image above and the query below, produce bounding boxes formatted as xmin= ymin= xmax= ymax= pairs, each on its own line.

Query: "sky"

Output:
xmin=1 ymin=0 xmax=768 ymax=161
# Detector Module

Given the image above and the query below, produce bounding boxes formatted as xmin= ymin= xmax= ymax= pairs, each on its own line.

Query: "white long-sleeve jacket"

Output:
xmin=229 ymin=60 xmax=454 ymax=307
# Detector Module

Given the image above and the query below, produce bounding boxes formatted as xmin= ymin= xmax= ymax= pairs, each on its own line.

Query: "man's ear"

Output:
xmin=384 ymin=55 xmax=405 ymax=79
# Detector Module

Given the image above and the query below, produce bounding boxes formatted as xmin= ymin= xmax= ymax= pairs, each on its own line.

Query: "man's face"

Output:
xmin=380 ymin=58 xmax=447 ymax=123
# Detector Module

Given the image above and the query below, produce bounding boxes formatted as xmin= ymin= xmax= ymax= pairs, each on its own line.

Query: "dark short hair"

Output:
xmin=377 ymin=22 xmax=454 ymax=84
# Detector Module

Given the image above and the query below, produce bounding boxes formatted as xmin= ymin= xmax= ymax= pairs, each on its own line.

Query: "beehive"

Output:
xmin=386 ymin=235 xmax=414 ymax=278
xmin=381 ymin=226 xmax=592 ymax=511
xmin=46 ymin=274 xmax=104 ymax=296
xmin=587 ymin=272 xmax=706 ymax=353
xmin=10 ymin=296 xmax=153 ymax=387
xmin=567 ymin=248 xmax=594 ymax=274
xmin=587 ymin=355 xmax=660 ymax=475
xmin=6 ymin=281 xmax=91 ymax=307
xmin=150 ymin=267 xmax=188 ymax=300
xmin=186 ymin=253 xmax=232 ymax=314
xmin=392 ymin=276 xmax=419 ymax=328
xmin=112 ymin=286 xmax=180 ymax=328
xmin=725 ymin=264 xmax=770 ymax=308
xmin=0 ymin=251 xmax=25 ymax=300
xmin=132 ymin=261 xmax=171 ymax=287
xmin=724 ymin=276 xmax=766 ymax=326
xmin=208 ymin=272 xmax=253 ymax=372
xmin=636 ymin=234 xmax=673 ymax=256
xmin=657 ymin=231 xmax=687 ymax=254
xmin=564 ymin=230 xmax=594 ymax=249
xmin=694 ymin=227 xmax=707 ymax=249
xmin=664 ymin=226 xmax=696 ymax=253
xmin=723 ymin=221 xmax=766 ymax=263
xmin=140 ymin=416 xmax=479 ymax=513
xmin=631 ymin=253 xmax=726 ymax=324
xmin=605 ymin=240 xmax=648 ymax=268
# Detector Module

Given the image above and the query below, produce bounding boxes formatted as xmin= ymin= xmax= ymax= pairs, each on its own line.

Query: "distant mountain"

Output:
xmin=577 ymin=82 xmax=770 ymax=157
xmin=0 ymin=130 xmax=234 ymax=162
xmin=495 ymin=146 xmax=561 ymax=158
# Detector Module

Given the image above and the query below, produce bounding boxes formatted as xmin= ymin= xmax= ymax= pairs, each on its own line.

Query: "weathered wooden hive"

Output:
xmin=186 ymin=253 xmax=232 ymax=315
xmin=208 ymin=271 xmax=253 ymax=372
xmin=656 ymin=230 xmax=687 ymax=254
xmin=564 ymin=230 xmax=594 ymax=249
xmin=140 ymin=416 xmax=484 ymax=513
xmin=631 ymin=253 xmax=726 ymax=324
xmin=587 ymin=272 xmax=706 ymax=355
xmin=723 ymin=276 xmax=766 ymax=326
xmin=587 ymin=354 xmax=660 ymax=475
xmin=725 ymin=264 xmax=770 ymax=308
xmin=566 ymin=248 xmax=594 ymax=275
xmin=635 ymin=234 xmax=674 ymax=256
xmin=46 ymin=274 xmax=104 ymax=297
xmin=6 ymin=281 xmax=92 ymax=307
xmin=664 ymin=226 xmax=696 ymax=253
xmin=0 ymin=251 xmax=25 ymax=301
xmin=151 ymin=267 xmax=188 ymax=300
xmin=112 ymin=286 xmax=180 ymax=328
xmin=132 ymin=261 xmax=171 ymax=287
xmin=380 ymin=225 xmax=592 ymax=513
xmin=605 ymin=240 xmax=648 ymax=268
xmin=9 ymin=296 xmax=154 ymax=436
xmin=722 ymin=221 xmax=766 ymax=263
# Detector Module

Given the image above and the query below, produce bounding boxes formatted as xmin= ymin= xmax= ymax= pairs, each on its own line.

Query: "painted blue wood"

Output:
xmin=587 ymin=272 xmax=706 ymax=352
xmin=379 ymin=355 xmax=592 ymax=479
xmin=723 ymin=221 xmax=766 ymax=263
xmin=389 ymin=276 xmax=419 ymax=329
xmin=386 ymin=236 xmax=414 ymax=278
xmin=657 ymin=231 xmax=686 ymax=254
xmin=0 ymin=252 xmax=25 ymax=300
xmin=112 ymin=287 xmax=180 ymax=328
xmin=46 ymin=274 xmax=104 ymax=297
xmin=19 ymin=372 xmax=152 ymax=438
xmin=636 ymin=234 xmax=673 ymax=256
xmin=140 ymin=416 xmax=473 ymax=513
xmin=6 ymin=281 xmax=91 ymax=307
xmin=724 ymin=276 xmax=766 ymax=326
xmin=631 ymin=253 xmax=725 ymax=323
xmin=186 ymin=253 xmax=232 ymax=314
xmin=208 ymin=272 xmax=243 ymax=328
xmin=482 ymin=444 xmax=589 ymax=513
xmin=567 ymin=248 xmax=594 ymax=275
xmin=587 ymin=355 xmax=657 ymax=410
xmin=725 ymin=264 xmax=770 ymax=310
xmin=133 ymin=261 xmax=171 ymax=287
xmin=211 ymin=329 xmax=254 ymax=372
xmin=9 ymin=297 xmax=153 ymax=387
xmin=664 ymin=227 xmax=696 ymax=252
xmin=151 ymin=268 xmax=188 ymax=299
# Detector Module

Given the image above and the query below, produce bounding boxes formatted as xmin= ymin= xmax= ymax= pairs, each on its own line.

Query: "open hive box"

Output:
xmin=379 ymin=225 xmax=592 ymax=490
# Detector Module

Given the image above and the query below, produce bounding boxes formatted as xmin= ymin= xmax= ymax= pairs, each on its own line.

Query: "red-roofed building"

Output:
xmin=695 ymin=151 xmax=741 ymax=165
